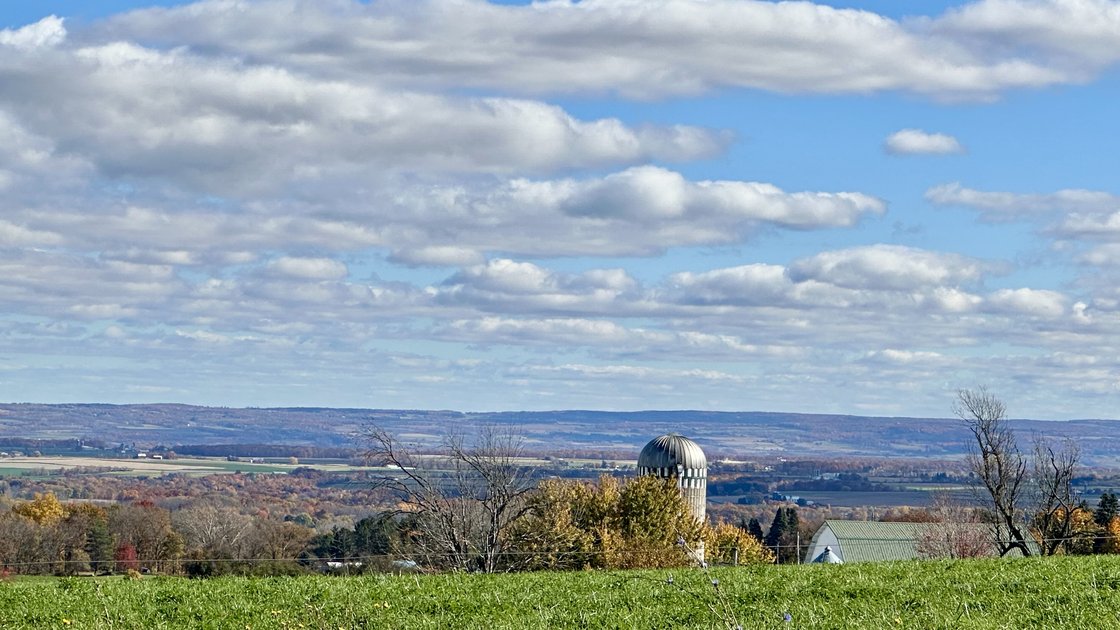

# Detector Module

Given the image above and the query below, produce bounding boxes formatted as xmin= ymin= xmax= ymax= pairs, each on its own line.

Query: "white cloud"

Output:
xmin=444 ymin=317 xmax=637 ymax=346
xmin=862 ymin=349 xmax=948 ymax=365
xmin=666 ymin=264 xmax=792 ymax=307
xmin=787 ymin=245 xmax=986 ymax=291
xmin=365 ymin=167 xmax=884 ymax=262
xmin=267 ymin=257 xmax=349 ymax=281
xmin=936 ymin=0 xmax=1120 ymax=68
xmin=1077 ymin=244 xmax=1120 ymax=266
xmin=884 ymin=129 xmax=964 ymax=155
xmin=0 ymin=220 xmax=63 ymax=247
xmin=986 ymin=287 xmax=1067 ymax=318
xmin=438 ymin=259 xmax=640 ymax=314
xmin=926 ymin=182 xmax=1120 ymax=221
xmin=0 ymin=16 xmax=66 ymax=50
xmin=517 ymin=363 xmax=746 ymax=384
xmin=390 ymin=246 xmax=486 ymax=267
xmin=0 ymin=162 xmax=884 ymax=272
xmin=0 ymin=41 xmax=724 ymax=195
xmin=94 ymin=0 xmax=1116 ymax=100
xmin=557 ymin=166 xmax=883 ymax=227
xmin=1056 ymin=211 xmax=1120 ymax=240
xmin=2 ymin=2 xmax=1119 ymax=417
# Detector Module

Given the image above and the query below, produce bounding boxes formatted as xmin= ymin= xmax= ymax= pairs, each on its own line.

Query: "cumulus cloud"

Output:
xmin=368 ymin=167 xmax=884 ymax=261
xmin=935 ymin=0 xmax=1120 ymax=68
xmin=926 ymin=182 xmax=1120 ymax=221
xmin=93 ymin=0 xmax=1120 ymax=100
xmin=435 ymin=316 xmax=802 ymax=361
xmin=787 ymin=245 xmax=986 ymax=291
xmin=3 ymin=2 xmax=1119 ymax=417
xmin=1054 ymin=211 xmax=1120 ymax=240
xmin=8 ymin=204 xmax=386 ymax=262
xmin=438 ymin=259 xmax=642 ymax=315
xmin=665 ymin=265 xmax=792 ymax=307
xmin=0 ymin=16 xmax=66 ymax=50
xmin=558 ymin=166 xmax=883 ymax=227
xmin=444 ymin=317 xmax=638 ymax=347
xmin=0 ymin=163 xmax=884 ymax=271
xmin=657 ymin=246 xmax=1002 ymax=328
xmin=884 ymin=129 xmax=965 ymax=155
xmin=0 ymin=41 xmax=724 ymax=195
xmin=1077 ymin=244 xmax=1120 ymax=266
xmin=267 ymin=257 xmax=349 ymax=281
xmin=862 ymin=349 xmax=948 ymax=365
xmin=925 ymin=183 xmax=1120 ymax=281
xmin=390 ymin=246 xmax=486 ymax=267
xmin=0 ymin=220 xmax=63 ymax=247
xmin=986 ymin=287 xmax=1067 ymax=319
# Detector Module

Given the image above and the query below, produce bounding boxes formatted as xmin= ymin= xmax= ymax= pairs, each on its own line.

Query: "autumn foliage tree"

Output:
xmin=0 ymin=493 xmax=116 ymax=574
xmin=509 ymin=475 xmax=769 ymax=571
xmin=109 ymin=501 xmax=183 ymax=573
xmin=704 ymin=522 xmax=774 ymax=565
xmin=12 ymin=492 xmax=65 ymax=525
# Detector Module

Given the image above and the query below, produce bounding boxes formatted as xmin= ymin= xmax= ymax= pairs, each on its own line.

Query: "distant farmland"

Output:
xmin=0 ymin=456 xmax=364 ymax=477
xmin=6 ymin=402 xmax=1120 ymax=464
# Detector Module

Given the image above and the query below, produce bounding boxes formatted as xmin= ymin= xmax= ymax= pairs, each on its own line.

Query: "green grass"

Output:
xmin=0 ymin=467 xmax=44 ymax=477
xmin=4 ymin=555 xmax=1120 ymax=628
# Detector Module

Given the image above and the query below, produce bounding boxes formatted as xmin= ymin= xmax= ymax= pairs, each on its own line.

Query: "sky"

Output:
xmin=2 ymin=0 xmax=1120 ymax=419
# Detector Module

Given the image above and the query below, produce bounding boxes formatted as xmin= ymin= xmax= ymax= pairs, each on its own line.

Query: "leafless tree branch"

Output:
xmin=955 ymin=386 xmax=1032 ymax=557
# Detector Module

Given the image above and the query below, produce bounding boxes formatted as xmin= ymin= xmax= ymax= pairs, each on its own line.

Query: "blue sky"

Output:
xmin=2 ymin=0 xmax=1120 ymax=419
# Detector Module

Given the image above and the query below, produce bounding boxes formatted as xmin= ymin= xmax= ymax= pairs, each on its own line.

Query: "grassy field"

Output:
xmin=4 ymin=555 xmax=1120 ymax=628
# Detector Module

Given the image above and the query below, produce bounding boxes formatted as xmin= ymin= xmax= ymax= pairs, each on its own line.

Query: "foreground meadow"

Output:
xmin=3 ymin=555 xmax=1120 ymax=629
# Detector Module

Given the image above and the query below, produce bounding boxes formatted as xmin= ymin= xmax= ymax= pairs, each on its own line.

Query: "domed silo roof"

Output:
xmin=637 ymin=433 xmax=708 ymax=524
xmin=637 ymin=433 xmax=707 ymax=472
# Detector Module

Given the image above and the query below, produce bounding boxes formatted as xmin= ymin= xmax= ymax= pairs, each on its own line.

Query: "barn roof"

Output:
xmin=814 ymin=520 xmax=926 ymax=563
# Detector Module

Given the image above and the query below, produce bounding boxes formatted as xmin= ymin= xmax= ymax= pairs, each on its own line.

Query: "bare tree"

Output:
xmin=1030 ymin=436 xmax=1081 ymax=555
xmin=916 ymin=492 xmax=993 ymax=559
xmin=172 ymin=501 xmax=254 ymax=560
xmin=362 ymin=424 xmax=534 ymax=573
xmin=955 ymin=387 xmax=1032 ymax=557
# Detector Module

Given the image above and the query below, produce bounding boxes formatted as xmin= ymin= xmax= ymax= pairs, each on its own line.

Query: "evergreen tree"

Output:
xmin=85 ymin=518 xmax=114 ymax=573
xmin=1096 ymin=492 xmax=1118 ymax=528
xmin=764 ymin=507 xmax=783 ymax=549
xmin=1094 ymin=492 xmax=1120 ymax=554
xmin=353 ymin=514 xmax=397 ymax=557
xmin=310 ymin=526 xmax=356 ymax=562
xmin=765 ymin=507 xmax=801 ymax=564
xmin=747 ymin=517 xmax=765 ymax=543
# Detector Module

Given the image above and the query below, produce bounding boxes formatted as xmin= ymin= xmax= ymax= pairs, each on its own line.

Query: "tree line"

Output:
xmin=0 ymin=424 xmax=782 ymax=576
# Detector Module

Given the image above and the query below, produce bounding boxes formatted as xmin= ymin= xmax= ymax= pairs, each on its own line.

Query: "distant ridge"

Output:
xmin=1 ymin=403 xmax=1118 ymax=465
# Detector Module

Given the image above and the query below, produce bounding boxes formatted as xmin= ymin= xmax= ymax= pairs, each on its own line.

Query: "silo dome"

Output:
xmin=636 ymin=433 xmax=707 ymax=522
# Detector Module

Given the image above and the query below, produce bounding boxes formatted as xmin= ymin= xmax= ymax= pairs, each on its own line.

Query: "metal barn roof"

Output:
xmin=813 ymin=520 xmax=927 ymax=563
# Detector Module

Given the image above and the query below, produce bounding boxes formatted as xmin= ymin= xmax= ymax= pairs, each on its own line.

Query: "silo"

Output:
xmin=636 ymin=433 xmax=707 ymax=522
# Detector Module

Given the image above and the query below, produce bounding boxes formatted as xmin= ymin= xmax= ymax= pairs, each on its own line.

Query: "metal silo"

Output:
xmin=636 ymin=433 xmax=707 ymax=522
